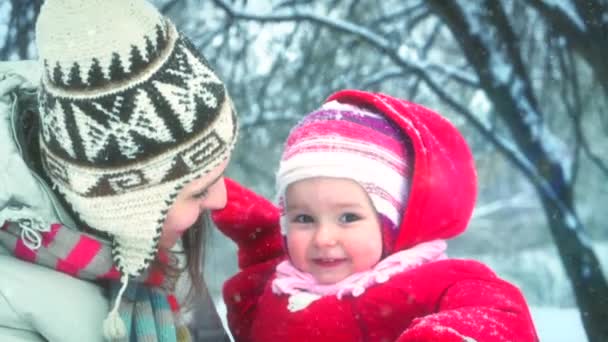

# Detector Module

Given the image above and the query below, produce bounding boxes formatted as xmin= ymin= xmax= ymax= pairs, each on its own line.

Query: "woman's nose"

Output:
xmin=201 ymin=177 xmax=227 ymax=210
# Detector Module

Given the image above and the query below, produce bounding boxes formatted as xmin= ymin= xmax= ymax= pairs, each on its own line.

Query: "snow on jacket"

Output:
xmin=212 ymin=90 xmax=539 ymax=342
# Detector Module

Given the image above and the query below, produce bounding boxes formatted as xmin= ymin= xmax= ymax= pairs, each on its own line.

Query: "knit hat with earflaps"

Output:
xmin=35 ymin=0 xmax=238 ymax=337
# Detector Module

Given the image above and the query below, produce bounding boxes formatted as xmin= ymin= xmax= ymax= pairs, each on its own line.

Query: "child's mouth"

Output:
xmin=312 ymin=258 xmax=347 ymax=267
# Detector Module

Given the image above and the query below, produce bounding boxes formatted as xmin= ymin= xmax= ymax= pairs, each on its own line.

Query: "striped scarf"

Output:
xmin=0 ymin=218 xmax=191 ymax=342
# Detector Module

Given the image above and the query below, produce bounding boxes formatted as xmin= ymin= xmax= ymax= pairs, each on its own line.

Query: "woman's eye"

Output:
xmin=193 ymin=189 xmax=208 ymax=199
xmin=292 ymin=214 xmax=314 ymax=223
xmin=339 ymin=213 xmax=360 ymax=223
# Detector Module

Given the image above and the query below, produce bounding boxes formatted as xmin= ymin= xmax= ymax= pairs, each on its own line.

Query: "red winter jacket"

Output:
xmin=212 ymin=90 xmax=538 ymax=342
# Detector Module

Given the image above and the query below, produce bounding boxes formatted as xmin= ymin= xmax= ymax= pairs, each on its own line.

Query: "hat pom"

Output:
xmin=103 ymin=310 xmax=127 ymax=340
xmin=103 ymin=274 xmax=130 ymax=340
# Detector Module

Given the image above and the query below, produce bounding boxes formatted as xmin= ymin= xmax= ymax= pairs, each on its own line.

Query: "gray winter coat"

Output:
xmin=0 ymin=60 xmax=109 ymax=341
xmin=0 ymin=61 xmax=229 ymax=342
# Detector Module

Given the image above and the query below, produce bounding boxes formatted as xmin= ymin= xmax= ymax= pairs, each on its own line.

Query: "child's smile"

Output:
xmin=311 ymin=257 xmax=348 ymax=267
xmin=285 ymin=177 xmax=383 ymax=284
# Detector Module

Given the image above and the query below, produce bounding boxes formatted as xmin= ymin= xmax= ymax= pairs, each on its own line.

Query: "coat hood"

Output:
xmin=326 ymin=90 xmax=477 ymax=251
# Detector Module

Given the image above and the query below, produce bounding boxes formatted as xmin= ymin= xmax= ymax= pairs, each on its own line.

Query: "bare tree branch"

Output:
xmin=526 ymin=0 xmax=608 ymax=96
xmin=255 ymin=24 xmax=301 ymax=122
xmin=160 ymin=0 xmax=181 ymax=14
xmin=275 ymin=0 xmax=313 ymax=10
xmin=240 ymin=117 xmax=297 ymax=131
xmin=0 ymin=0 xmax=40 ymax=60
xmin=345 ymin=0 xmax=362 ymax=18
xmin=554 ymin=29 xmax=608 ymax=181
xmin=361 ymin=69 xmax=405 ymax=88
xmin=212 ymin=0 xmax=479 ymax=87
xmin=371 ymin=4 xmax=421 ymax=27
xmin=405 ymin=5 xmax=433 ymax=32
xmin=556 ymin=36 xmax=582 ymax=184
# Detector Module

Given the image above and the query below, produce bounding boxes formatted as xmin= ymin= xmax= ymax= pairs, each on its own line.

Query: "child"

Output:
xmin=212 ymin=89 xmax=538 ymax=341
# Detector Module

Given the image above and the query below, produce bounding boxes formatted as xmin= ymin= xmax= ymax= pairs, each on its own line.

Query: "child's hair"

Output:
xmin=276 ymin=100 xmax=413 ymax=254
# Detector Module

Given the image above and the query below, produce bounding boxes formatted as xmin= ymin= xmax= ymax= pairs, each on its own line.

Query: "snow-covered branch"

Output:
xmin=212 ymin=0 xmax=392 ymax=49
xmin=526 ymin=0 xmax=608 ymax=96
xmin=472 ymin=191 xmax=536 ymax=219
xmin=211 ymin=0 xmax=479 ymax=89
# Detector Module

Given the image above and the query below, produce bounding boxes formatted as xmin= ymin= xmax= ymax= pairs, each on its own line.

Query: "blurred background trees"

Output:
xmin=2 ymin=0 xmax=606 ymax=340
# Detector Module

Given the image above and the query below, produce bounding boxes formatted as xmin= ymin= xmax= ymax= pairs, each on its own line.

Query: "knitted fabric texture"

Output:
xmin=272 ymin=239 xmax=447 ymax=308
xmin=276 ymin=100 xmax=411 ymax=249
xmin=35 ymin=0 xmax=238 ymax=278
xmin=0 ymin=221 xmax=191 ymax=342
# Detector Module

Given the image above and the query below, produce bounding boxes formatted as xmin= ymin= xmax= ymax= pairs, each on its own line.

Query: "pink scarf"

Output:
xmin=272 ymin=239 xmax=447 ymax=301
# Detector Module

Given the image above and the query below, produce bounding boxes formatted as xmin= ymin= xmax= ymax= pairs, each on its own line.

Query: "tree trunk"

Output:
xmin=537 ymin=186 xmax=608 ymax=342
xmin=526 ymin=0 xmax=608 ymax=97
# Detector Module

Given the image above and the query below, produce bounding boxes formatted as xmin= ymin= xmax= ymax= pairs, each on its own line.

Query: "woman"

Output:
xmin=0 ymin=0 xmax=237 ymax=341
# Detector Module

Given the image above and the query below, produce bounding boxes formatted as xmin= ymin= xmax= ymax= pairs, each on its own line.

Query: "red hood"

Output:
xmin=326 ymin=90 xmax=477 ymax=251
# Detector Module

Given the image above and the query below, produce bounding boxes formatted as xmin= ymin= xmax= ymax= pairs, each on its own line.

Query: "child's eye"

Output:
xmin=292 ymin=214 xmax=314 ymax=223
xmin=339 ymin=213 xmax=361 ymax=223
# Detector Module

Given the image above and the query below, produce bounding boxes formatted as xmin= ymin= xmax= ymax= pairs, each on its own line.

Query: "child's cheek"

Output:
xmin=286 ymin=230 xmax=309 ymax=271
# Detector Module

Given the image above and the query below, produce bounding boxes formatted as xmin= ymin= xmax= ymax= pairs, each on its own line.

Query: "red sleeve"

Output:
xmin=222 ymin=260 xmax=280 ymax=342
xmin=211 ymin=178 xmax=286 ymax=340
xmin=397 ymin=260 xmax=539 ymax=342
xmin=211 ymin=178 xmax=285 ymax=269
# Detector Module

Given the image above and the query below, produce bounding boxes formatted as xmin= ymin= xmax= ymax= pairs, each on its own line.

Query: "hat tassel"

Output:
xmin=103 ymin=274 xmax=129 ymax=340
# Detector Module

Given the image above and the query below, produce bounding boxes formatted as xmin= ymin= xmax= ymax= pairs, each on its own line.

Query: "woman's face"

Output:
xmin=160 ymin=159 xmax=229 ymax=250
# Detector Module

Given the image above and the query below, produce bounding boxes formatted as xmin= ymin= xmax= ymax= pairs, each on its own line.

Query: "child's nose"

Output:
xmin=313 ymin=224 xmax=338 ymax=247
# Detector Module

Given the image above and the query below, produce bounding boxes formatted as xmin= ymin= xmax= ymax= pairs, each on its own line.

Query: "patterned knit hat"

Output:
xmin=35 ymin=0 xmax=237 ymax=281
xmin=276 ymin=100 xmax=412 ymax=252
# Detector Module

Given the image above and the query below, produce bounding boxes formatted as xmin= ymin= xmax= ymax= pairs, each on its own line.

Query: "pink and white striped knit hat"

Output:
xmin=276 ymin=100 xmax=412 ymax=252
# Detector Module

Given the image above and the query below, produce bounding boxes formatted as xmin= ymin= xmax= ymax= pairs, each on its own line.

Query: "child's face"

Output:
xmin=160 ymin=159 xmax=229 ymax=250
xmin=285 ymin=177 xmax=383 ymax=284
